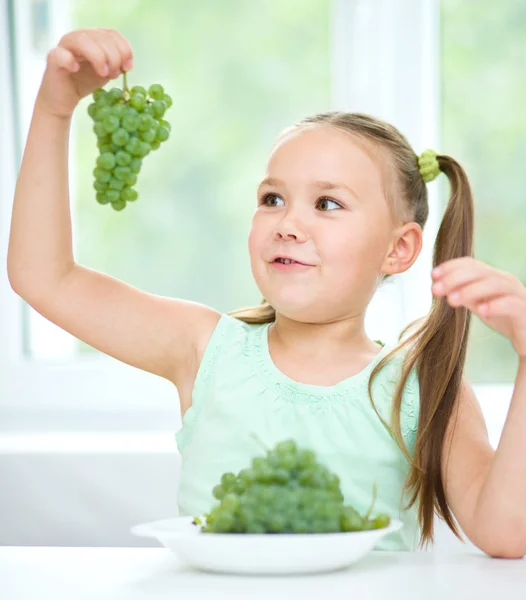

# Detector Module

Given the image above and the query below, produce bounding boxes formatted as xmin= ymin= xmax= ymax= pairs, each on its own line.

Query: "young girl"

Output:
xmin=7 ymin=29 xmax=526 ymax=558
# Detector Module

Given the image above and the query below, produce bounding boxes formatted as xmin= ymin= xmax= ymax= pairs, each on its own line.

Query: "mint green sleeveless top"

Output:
xmin=175 ymin=314 xmax=421 ymax=550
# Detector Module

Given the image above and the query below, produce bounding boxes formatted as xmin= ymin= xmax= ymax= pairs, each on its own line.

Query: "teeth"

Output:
xmin=278 ymin=258 xmax=295 ymax=264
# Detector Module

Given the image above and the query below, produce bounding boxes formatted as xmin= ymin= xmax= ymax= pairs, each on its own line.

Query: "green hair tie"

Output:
xmin=418 ymin=149 xmax=441 ymax=183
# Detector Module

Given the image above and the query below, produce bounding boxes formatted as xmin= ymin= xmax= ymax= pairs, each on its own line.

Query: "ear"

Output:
xmin=381 ymin=222 xmax=423 ymax=275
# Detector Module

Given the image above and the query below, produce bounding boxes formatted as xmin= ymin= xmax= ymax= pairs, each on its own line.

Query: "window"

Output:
xmin=3 ymin=0 xmax=340 ymax=430
xmin=441 ymin=0 xmax=526 ymax=383
xmin=1 ymin=0 xmax=514 ymax=443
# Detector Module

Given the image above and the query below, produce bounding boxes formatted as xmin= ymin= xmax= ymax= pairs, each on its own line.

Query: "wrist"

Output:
xmin=34 ymin=95 xmax=75 ymax=123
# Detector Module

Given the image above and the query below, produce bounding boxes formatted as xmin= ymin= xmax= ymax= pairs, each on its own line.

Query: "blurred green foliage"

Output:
xmin=441 ymin=0 xmax=525 ymax=382
xmin=71 ymin=0 xmax=330 ymax=354
xmin=70 ymin=1 xmax=524 ymax=383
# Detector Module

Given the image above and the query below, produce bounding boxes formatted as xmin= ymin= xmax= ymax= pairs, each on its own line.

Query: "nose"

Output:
xmin=273 ymin=210 xmax=307 ymax=242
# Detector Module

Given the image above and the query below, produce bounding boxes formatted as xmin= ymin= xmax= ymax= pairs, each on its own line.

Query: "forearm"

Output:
xmin=7 ymin=96 xmax=75 ymax=296
xmin=474 ymin=357 xmax=526 ymax=556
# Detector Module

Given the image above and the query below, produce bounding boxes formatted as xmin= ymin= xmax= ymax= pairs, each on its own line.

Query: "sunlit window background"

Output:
xmin=23 ymin=0 xmax=333 ymax=360
xmin=441 ymin=0 xmax=526 ymax=382
xmin=11 ymin=0 xmax=525 ymax=388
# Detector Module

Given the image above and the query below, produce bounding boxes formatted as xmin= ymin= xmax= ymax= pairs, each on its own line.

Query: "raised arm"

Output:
xmin=7 ymin=28 xmax=220 ymax=388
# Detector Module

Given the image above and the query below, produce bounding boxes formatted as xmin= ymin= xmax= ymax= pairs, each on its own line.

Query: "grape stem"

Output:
xmin=122 ymin=71 xmax=130 ymax=101
xmin=250 ymin=432 xmax=269 ymax=453
xmin=364 ymin=482 xmax=378 ymax=520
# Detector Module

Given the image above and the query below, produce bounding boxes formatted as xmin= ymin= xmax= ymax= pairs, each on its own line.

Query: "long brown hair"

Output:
xmin=228 ymin=112 xmax=474 ymax=547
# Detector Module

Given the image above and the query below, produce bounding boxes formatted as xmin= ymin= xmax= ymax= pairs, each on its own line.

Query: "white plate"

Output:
xmin=131 ymin=516 xmax=403 ymax=575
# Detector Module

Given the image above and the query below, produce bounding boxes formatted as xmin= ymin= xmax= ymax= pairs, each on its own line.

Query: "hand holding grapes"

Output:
xmin=37 ymin=28 xmax=134 ymax=119
xmin=38 ymin=27 xmax=172 ymax=211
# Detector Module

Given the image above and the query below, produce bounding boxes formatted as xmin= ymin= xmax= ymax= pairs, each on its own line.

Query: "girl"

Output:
xmin=7 ymin=29 xmax=526 ymax=558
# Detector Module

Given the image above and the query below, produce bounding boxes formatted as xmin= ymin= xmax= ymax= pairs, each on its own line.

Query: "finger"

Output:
xmin=432 ymin=265 xmax=486 ymax=297
xmin=100 ymin=29 xmax=134 ymax=72
xmin=478 ymin=294 xmax=526 ymax=320
xmin=431 ymin=257 xmax=481 ymax=280
xmin=442 ymin=276 xmax=511 ymax=308
xmin=47 ymin=46 xmax=80 ymax=73
xmin=92 ymin=30 xmax=123 ymax=78
xmin=59 ymin=30 xmax=109 ymax=78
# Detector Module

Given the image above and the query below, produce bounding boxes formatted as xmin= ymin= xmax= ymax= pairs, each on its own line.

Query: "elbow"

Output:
xmin=7 ymin=265 xmax=23 ymax=296
xmin=474 ymin=515 xmax=526 ymax=559
xmin=484 ymin=545 xmax=525 ymax=560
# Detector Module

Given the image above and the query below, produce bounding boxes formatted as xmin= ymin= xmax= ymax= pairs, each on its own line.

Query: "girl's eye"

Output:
xmin=260 ymin=193 xmax=284 ymax=207
xmin=317 ymin=197 xmax=341 ymax=211
xmin=259 ymin=193 xmax=342 ymax=211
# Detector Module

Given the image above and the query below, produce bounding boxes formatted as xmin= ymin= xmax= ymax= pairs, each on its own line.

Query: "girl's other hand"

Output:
xmin=432 ymin=257 xmax=526 ymax=358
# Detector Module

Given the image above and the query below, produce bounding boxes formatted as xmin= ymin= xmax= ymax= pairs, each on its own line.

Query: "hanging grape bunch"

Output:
xmin=87 ymin=71 xmax=172 ymax=211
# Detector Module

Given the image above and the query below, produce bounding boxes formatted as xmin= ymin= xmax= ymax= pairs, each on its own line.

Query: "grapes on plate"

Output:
xmin=192 ymin=437 xmax=391 ymax=534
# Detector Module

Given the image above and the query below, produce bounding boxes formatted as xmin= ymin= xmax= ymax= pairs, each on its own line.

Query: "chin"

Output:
xmin=263 ymin=294 xmax=329 ymax=323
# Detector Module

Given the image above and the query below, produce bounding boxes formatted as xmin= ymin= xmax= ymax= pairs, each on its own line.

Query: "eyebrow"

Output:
xmin=257 ymin=177 xmax=360 ymax=201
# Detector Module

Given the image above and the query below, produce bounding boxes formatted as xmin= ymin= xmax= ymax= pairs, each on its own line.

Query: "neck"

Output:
xmin=269 ymin=312 xmax=381 ymax=360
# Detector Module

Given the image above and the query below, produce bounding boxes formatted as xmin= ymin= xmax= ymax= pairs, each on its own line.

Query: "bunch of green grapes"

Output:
xmin=192 ymin=438 xmax=391 ymax=534
xmin=87 ymin=73 xmax=172 ymax=211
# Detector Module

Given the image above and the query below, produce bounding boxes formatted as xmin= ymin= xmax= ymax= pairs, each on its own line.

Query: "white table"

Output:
xmin=1 ymin=547 xmax=524 ymax=600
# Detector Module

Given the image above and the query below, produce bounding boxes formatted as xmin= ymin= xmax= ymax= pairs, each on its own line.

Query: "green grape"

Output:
xmin=102 ymin=115 xmax=120 ymax=134
xmin=122 ymin=114 xmax=140 ymax=133
xmin=125 ymin=174 xmax=137 ymax=187
xmin=97 ymin=142 xmax=112 ymax=153
xmin=107 ymin=87 xmax=123 ymax=104
xmin=129 ymin=158 xmax=142 ymax=174
xmin=138 ymin=113 xmax=155 ymax=132
xmin=109 ymin=178 xmax=126 ymax=191
xmin=275 ymin=440 xmax=299 ymax=455
xmin=213 ymin=485 xmax=226 ymax=500
xmin=131 ymin=85 xmax=147 ymax=96
xmin=137 ymin=141 xmax=151 ymax=158
xmin=139 ymin=128 xmax=156 ymax=143
xmin=112 ymin=103 xmax=128 ymax=119
xmin=121 ymin=187 xmax=138 ymax=202
xmin=87 ymin=103 xmax=98 ymax=119
xmin=151 ymin=100 xmax=166 ymax=119
xmin=129 ymin=93 xmax=146 ymax=111
xmin=148 ymin=83 xmax=164 ymax=100
xmin=93 ymin=88 xmax=107 ymax=102
xmin=89 ymin=78 xmax=172 ymax=210
xmin=93 ymin=122 xmax=107 ymax=138
xmin=156 ymin=125 xmax=170 ymax=142
xmin=372 ymin=514 xmax=391 ymax=529
xmin=125 ymin=136 xmax=143 ymax=156
xmin=111 ymin=199 xmax=126 ymax=211
xmin=95 ymin=106 xmax=112 ymax=121
xmin=115 ymin=150 xmax=132 ymax=166
xmin=97 ymin=152 xmax=116 ymax=170
xmin=341 ymin=506 xmax=365 ymax=532
xmin=221 ymin=473 xmax=237 ymax=488
xmin=96 ymin=192 xmax=110 ymax=205
xmin=93 ymin=167 xmax=111 ymax=183
xmin=95 ymin=94 xmax=111 ymax=108
xmin=114 ymin=166 xmax=131 ymax=181
xmin=106 ymin=189 xmax=120 ymax=203
xmin=111 ymin=128 xmax=130 ymax=146
xmin=93 ymin=180 xmax=108 ymax=192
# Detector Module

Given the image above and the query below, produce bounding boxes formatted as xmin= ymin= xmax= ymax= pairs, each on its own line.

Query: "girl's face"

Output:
xmin=248 ymin=125 xmax=396 ymax=323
